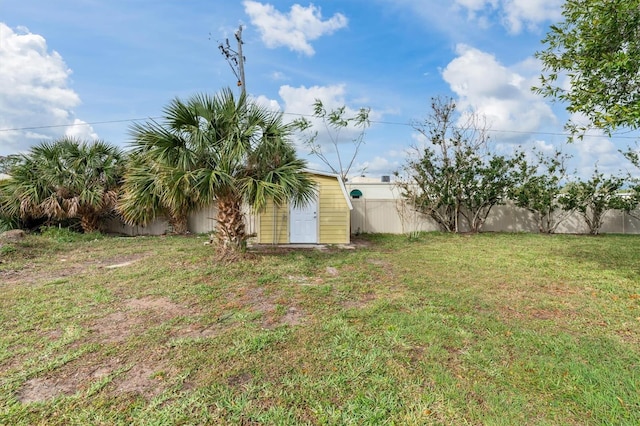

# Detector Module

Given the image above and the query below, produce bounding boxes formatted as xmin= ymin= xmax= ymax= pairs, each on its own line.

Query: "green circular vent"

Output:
xmin=350 ymin=189 xmax=363 ymax=199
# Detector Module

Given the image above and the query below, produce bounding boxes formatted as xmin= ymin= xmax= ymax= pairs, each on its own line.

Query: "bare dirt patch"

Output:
xmin=89 ymin=296 xmax=190 ymax=343
xmin=18 ymin=376 xmax=78 ymax=404
xmin=0 ymin=268 xmax=23 ymax=285
xmin=500 ymin=305 xmax=578 ymax=322
xmin=244 ymin=287 xmax=278 ymax=314
xmin=112 ymin=363 xmax=166 ymax=397
xmin=280 ymin=306 xmax=305 ymax=326
xmin=349 ymin=235 xmax=375 ymax=248
xmin=325 ymin=266 xmax=339 ymax=276
xmin=1 ymin=251 xmax=150 ymax=287
xmin=124 ymin=296 xmax=188 ymax=316
xmin=171 ymin=324 xmax=224 ymax=339
xmin=0 ymin=229 xmax=26 ymax=243
xmin=98 ymin=253 xmax=149 ymax=269
xmin=241 ymin=286 xmax=308 ymax=329
xmin=18 ymin=356 xmax=121 ymax=403
xmin=227 ymin=371 xmax=253 ymax=389
xmin=16 ymin=296 xmax=191 ymax=404
xmin=0 ymin=262 xmax=86 ymax=286
xmin=17 ymin=355 xmax=169 ymax=403
xmin=262 ymin=306 xmax=307 ymax=329
xmin=287 ymin=274 xmax=325 ymax=286
xmin=342 ymin=292 xmax=377 ymax=309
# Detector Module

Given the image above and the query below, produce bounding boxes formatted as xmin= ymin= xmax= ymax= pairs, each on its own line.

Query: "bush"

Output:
xmin=39 ymin=226 xmax=105 ymax=243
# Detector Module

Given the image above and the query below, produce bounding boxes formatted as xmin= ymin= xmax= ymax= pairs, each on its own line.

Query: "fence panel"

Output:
xmin=106 ymin=199 xmax=640 ymax=236
xmin=352 ymin=199 xmax=640 ymax=235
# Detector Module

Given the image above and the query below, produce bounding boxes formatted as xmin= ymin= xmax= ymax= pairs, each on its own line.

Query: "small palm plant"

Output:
xmin=0 ymin=138 xmax=124 ymax=233
xmin=119 ymin=88 xmax=314 ymax=256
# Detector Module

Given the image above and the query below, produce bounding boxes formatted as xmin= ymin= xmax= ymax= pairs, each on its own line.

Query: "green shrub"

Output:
xmin=39 ymin=226 xmax=104 ymax=243
xmin=0 ymin=244 xmax=16 ymax=255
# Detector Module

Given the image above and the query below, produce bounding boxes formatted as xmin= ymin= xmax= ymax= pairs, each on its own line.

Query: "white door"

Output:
xmin=289 ymin=198 xmax=318 ymax=243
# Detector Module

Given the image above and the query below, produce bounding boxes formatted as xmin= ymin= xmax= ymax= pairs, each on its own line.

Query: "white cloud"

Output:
xmin=456 ymin=0 xmax=497 ymax=9
xmin=453 ymin=0 xmax=562 ymax=33
xmin=574 ymin=136 xmax=622 ymax=178
xmin=564 ymin=115 xmax=621 ymax=178
xmin=251 ymin=94 xmax=282 ymax=112
xmin=64 ymin=119 xmax=99 ymax=140
xmin=557 ymin=112 xmax=628 ymax=178
xmin=533 ymin=139 xmax=556 ymax=153
xmin=270 ymin=71 xmax=289 ymax=81
xmin=442 ymin=44 xmax=555 ymax=144
xmin=279 ymin=83 xmax=348 ymax=117
xmin=354 ymin=155 xmax=401 ymax=178
xmin=243 ymin=1 xmax=348 ymax=56
xmin=501 ymin=0 xmax=563 ymax=33
xmin=0 ymin=23 xmax=91 ymax=155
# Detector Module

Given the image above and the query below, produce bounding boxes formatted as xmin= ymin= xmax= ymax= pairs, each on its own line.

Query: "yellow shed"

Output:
xmin=258 ymin=170 xmax=353 ymax=245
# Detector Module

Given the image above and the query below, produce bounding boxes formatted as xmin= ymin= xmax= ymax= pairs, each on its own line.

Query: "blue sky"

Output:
xmin=1 ymin=0 xmax=637 ymax=179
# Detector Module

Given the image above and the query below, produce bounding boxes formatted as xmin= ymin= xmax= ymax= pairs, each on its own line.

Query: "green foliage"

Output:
xmin=622 ymin=144 xmax=640 ymax=170
xmin=294 ymin=99 xmax=370 ymax=180
xmin=396 ymin=97 xmax=520 ymax=233
xmin=510 ymin=149 xmax=573 ymax=233
xmin=0 ymin=206 xmax=21 ymax=232
xmin=0 ymin=154 xmax=20 ymax=174
xmin=535 ymin=0 xmax=640 ymax=134
xmin=39 ymin=225 xmax=105 ymax=243
xmin=119 ymin=88 xmax=314 ymax=253
xmin=0 ymin=138 xmax=124 ymax=233
xmin=560 ymin=169 xmax=637 ymax=234
xmin=0 ymin=244 xmax=17 ymax=255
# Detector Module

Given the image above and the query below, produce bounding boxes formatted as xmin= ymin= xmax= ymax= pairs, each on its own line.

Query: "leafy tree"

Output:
xmin=560 ymin=169 xmax=636 ymax=234
xmin=119 ymin=88 xmax=315 ymax=256
xmin=535 ymin=0 xmax=640 ymax=134
xmin=0 ymin=172 xmax=19 ymax=231
xmin=294 ymin=100 xmax=370 ymax=180
xmin=118 ymin=152 xmax=177 ymax=230
xmin=0 ymin=155 xmax=20 ymax=174
xmin=510 ymin=149 xmax=574 ymax=233
xmin=396 ymin=97 xmax=519 ymax=233
xmin=621 ymin=146 xmax=640 ymax=218
xmin=0 ymin=137 xmax=124 ymax=233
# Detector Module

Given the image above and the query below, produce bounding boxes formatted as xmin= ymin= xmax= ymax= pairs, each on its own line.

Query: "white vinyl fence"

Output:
xmin=350 ymin=199 xmax=640 ymax=235
xmin=105 ymin=199 xmax=640 ymax=237
xmin=104 ymin=204 xmax=258 ymax=236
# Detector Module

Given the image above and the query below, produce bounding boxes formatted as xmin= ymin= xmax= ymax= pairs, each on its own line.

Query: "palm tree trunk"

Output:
xmin=80 ymin=212 xmax=100 ymax=233
xmin=215 ymin=195 xmax=246 ymax=254
xmin=169 ymin=213 xmax=189 ymax=235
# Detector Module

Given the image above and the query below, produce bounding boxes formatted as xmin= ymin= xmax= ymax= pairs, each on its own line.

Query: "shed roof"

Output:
xmin=305 ymin=169 xmax=353 ymax=210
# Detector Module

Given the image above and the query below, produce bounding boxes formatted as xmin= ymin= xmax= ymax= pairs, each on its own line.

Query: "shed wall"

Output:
xmin=257 ymin=174 xmax=351 ymax=244
xmin=316 ymin=174 xmax=350 ymax=244
xmin=258 ymin=202 xmax=289 ymax=244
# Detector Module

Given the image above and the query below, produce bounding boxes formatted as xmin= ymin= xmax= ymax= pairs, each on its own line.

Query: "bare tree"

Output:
xmin=294 ymin=100 xmax=370 ymax=180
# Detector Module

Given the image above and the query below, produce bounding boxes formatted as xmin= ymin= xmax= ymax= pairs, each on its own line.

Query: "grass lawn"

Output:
xmin=0 ymin=229 xmax=639 ymax=425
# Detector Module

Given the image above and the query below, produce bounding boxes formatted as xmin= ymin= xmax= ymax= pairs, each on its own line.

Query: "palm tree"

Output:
xmin=0 ymin=137 xmax=124 ymax=233
xmin=119 ymin=88 xmax=314 ymax=254
xmin=118 ymin=151 xmax=197 ymax=235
